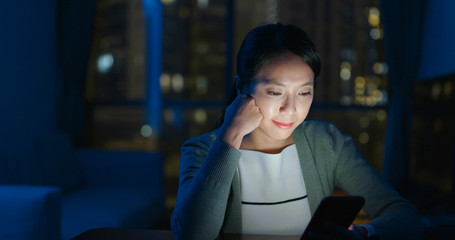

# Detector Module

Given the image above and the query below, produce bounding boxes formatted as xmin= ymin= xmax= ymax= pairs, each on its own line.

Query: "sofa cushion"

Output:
xmin=0 ymin=185 xmax=61 ymax=240
xmin=61 ymin=186 xmax=165 ymax=240
xmin=35 ymin=132 xmax=84 ymax=193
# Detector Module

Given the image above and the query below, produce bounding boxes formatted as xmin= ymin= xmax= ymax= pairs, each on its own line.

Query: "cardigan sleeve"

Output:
xmin=171 ymin=133 xmax=241 ymax=240
xmin=328 ymin=123 xmax=424 ymax=240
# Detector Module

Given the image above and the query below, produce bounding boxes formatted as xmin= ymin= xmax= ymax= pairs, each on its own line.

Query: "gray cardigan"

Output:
xmin=171 ymin=120 xmax=423 ymax=240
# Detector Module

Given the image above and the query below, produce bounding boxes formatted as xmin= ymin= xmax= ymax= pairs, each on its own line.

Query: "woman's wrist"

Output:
xmin=219 ymin=127 xmax=244 ymax=149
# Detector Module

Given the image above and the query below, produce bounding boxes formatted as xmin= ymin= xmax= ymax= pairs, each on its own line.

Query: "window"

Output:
xmin=85 ymin=0 xmax=455 ymax=215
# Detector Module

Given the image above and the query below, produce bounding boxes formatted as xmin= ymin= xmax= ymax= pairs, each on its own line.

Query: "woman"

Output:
xmin=171 ymin=23 xmax=423 ymax=240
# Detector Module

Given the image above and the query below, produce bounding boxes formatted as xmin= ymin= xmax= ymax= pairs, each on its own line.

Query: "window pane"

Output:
xmin=235 ymin=0 xmax=387 ymax=106
xmin=162 ymin=0 xmax=228 ymax=101
xmin=86 ymin=0 xmax=148 ymax=149
xmin=412 ymin=75 xmax=455 ymax=198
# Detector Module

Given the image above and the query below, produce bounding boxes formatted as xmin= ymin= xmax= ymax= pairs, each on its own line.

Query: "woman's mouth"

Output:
xmin=272 ymin=120 xmax=294 ymax=129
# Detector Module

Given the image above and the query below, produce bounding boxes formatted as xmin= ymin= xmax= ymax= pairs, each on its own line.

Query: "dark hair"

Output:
xmin=236 ymin=23 xmax=320 ymax=92
xmin=217 ymin=23 xmax=321 ymax=127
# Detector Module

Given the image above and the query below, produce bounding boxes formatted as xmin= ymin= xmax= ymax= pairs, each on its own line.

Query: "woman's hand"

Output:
xmin=219 ymin=94 xmax=263 ymax=149
xmin=306 ymin=223 xmax=368 ymax=240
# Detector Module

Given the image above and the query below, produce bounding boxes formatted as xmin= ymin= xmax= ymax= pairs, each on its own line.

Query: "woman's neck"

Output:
xmin=240 ymin=131 xmax=294 ymax=154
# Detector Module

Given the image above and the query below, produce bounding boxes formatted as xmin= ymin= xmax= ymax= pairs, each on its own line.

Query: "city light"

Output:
xmin=172 ymin=73 xmax=184 ymax=93
xmin=431 ymin=83 xmax=442 ymax=100
xmin=341 ymin=48 xmax=354 ymax=61
xmin=160 ymin=73 xmax=172 ymax=92
xmin=97 ymin=53 xmax=114 ymax=73
xmin=340 ymin=68 xmax=351 ymax=81
xmin=193 ymin=109 xmax=207 ymax=124
xmin=359 ymin=132 xmax=370 ymax=144
xmin=353 ymin=76 xmax=386 ymax=106
xmin=369 ymin=28 xmax=382 ymax=40
xmin=196 ymin=76 xmax=208 ymax=95
xmin=140 ymin=124 xmax=153 ymax=137
xmin=197 ymin=0 xmax=209 ymax=8
xmin=373 ymin=62 xmax=388 ymax=75
xmin=443 ymin=82 xmax=453 ymax=99
xmin=340 ymin=96 xmax=352 ymax=105
xmin=376 ymin=109 xmax=387 ymax=121
xmin=161 ymin=0 xmax=175 ymax=5
xmin=368 ymin=7 xmax=380 ymax=27
xmin=340 ymin=61 xmax=352 ymax=81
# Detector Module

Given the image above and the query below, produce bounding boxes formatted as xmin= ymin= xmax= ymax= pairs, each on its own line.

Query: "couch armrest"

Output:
xmin=0 ymin=185 xmax=61 ymax=240
xmin=76 ymin=149 xmax=164 ymax=190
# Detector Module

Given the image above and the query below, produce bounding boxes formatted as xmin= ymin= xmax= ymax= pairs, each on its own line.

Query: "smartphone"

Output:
xmin=300 ymin=196 xmax=365 ymax=239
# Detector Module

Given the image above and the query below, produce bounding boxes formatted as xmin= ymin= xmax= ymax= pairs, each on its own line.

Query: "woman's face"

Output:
xmin=248 ymin=52 xmax=314 ymax=143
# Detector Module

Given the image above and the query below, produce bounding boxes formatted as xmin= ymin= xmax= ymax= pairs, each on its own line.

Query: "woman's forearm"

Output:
xmin=171 ymin=140 xmax=240 ymax=240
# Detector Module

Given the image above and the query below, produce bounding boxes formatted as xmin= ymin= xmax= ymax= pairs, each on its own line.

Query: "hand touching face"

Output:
xmin=225 ymin=95 xmax=263 ymax=137
xmin=219 ymin=94 xmax=263 ymax=149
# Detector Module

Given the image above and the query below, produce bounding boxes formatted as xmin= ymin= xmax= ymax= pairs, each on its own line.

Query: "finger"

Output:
xmin=242 ymin=96 xmax=258 ymax=108
xmin=248 ymin=100 xmax=261 ymax=114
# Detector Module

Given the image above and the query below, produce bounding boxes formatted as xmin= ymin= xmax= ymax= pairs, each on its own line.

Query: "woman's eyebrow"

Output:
xmin=259 ymin=79 xmax=314 ymax=87
xmin=300 ymin=81 xmax=314 ymax=87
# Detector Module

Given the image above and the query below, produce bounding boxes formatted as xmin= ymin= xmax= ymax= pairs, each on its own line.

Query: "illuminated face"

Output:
xmin=249 ymin=52 xmax=314 ymax=145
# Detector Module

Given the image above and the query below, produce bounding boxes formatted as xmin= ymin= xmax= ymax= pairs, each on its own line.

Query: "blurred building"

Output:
xmin=83 ymin=0 xmax=454 ymax=217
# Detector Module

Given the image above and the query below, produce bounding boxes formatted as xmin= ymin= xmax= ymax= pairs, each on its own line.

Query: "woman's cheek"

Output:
xmin=257 ymin=102 xmax=276 ymax=119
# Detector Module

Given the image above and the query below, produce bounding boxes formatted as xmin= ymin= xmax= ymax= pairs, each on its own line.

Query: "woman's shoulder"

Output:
xmin=296 ymin=119 xmax=341 ymax=135
xmin=294 ymin=119 xmax=350 ymax=146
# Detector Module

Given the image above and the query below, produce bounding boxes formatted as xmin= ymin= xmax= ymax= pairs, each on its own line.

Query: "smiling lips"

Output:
xmin=272 ymin=120 xmax=294 ymax=129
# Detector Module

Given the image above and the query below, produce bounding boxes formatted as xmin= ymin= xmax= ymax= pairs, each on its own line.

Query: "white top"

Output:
xmin=238 ymin=144 xmax=311 ymax=236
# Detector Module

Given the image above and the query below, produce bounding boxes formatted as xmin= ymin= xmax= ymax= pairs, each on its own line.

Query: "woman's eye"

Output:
xmin=267 ymin=91 xmax=281 ymax=96
xmin=300 ymin=91 xmax=312 ymax=96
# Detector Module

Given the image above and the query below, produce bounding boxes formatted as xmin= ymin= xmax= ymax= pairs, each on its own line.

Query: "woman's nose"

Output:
xmin=280 ymin=96 xmax=297 ymax=114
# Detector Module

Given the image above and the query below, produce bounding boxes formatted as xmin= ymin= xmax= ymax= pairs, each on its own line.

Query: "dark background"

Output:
xmin=1 ymin=0 xmax=454 ymax=231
